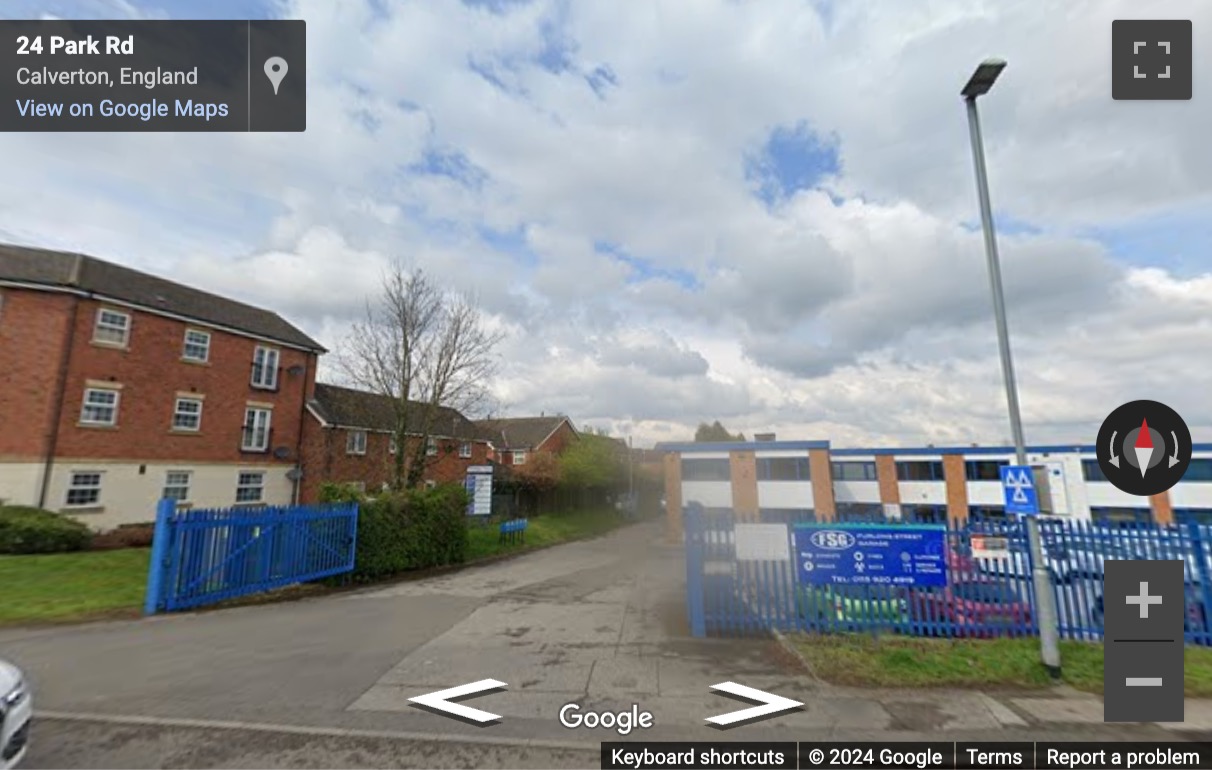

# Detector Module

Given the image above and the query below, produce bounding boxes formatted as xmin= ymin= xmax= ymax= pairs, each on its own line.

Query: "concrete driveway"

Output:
xmin=2 ymin=520 xmax=813 ymax=767
xmin=4 ymin=519 xmax=1205 ymax=768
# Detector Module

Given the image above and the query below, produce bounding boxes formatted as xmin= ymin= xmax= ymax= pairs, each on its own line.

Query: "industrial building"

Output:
xmin=656 ymin=439 xmax=1212 ymax=541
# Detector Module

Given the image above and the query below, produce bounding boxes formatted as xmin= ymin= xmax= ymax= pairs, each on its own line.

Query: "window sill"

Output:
xmin=181 ymin=358 xmax=211 ymax=366
xmin=77 ymin=422 xmax=118 ymax=430
xmin=90 ymin=340 xmax=129 ymax=351
xmin=61 ymin=505 xmax=104 ymax=514
xmin=250 ymin=384 xmax=280 ymax=393
xmin=240 ymin=448 xmax=270 ymax=454
xmin=169 ymin=429 xmax=203 ymax=436
xmin=346 ymin=452 xmax=366 ymax=456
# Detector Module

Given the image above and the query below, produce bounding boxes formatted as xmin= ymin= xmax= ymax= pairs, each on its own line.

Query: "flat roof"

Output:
xmin=654 ymin=440 xmax=830 ymax=452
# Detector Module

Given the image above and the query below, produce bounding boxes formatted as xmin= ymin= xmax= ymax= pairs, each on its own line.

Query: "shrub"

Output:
xmin=0 ymin=505 xmax=93 ymax=554
xmin=318 ymin=482 xmax=369 ymax=504
xmin=349 ymin=483 xmax=470 ymax=582
xmin=89 ymin=522 xmax=155 ymax=550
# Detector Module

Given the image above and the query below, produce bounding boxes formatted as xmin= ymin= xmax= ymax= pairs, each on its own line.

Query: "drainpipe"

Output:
xmin=291 ymin=351 xmax=314 ymax=505
xmin=38 ymin=255 xmax=85 ymax=509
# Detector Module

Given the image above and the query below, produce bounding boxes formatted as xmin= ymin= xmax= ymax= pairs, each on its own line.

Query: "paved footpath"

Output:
xmin=3 ymin=520 xmax=1211 ymax=768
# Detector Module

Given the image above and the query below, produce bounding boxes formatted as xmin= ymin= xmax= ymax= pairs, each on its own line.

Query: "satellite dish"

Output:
xmin=285 ymin=467 xmax=303 ymax=481
xmin=273 ymin=446 xmax=292 ymax=460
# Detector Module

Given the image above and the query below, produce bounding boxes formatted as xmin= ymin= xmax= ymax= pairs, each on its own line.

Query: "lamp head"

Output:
xmin=962 ymin=58 xmax=1007 ymax=98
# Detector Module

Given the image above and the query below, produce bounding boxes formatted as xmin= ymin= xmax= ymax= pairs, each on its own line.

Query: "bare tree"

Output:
xmin=338 ymin=263 xmax=503 ymax=489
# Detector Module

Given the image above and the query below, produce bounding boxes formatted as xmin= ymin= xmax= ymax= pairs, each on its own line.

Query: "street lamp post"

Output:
xmin=628 ymin=435 xmax=635 ymax=514
xmin=962 ymin=59 xmax=1061 ymax=677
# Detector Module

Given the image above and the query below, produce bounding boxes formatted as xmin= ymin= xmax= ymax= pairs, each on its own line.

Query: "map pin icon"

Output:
xmin=264 ymin=57 xmax=288 ymax=95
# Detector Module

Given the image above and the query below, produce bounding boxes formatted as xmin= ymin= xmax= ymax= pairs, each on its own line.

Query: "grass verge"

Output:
xmin=0 ymin=548 xmax=150 ymax=625
xmin=464 ymin=507 xmax=633 ymax=562
xmin=789 ymin=633 xmax=1212 ymax=697
xmin=0 ymin=508 xmax=639 ymax=627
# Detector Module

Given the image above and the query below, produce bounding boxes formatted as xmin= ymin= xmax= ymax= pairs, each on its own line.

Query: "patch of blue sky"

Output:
xmin=478 ymin=224 xmax=538 ymax=269
xmin=408 ymin=148 xmax=490 ymax=191
xmin=810 ymin=0 xmax=836 ymax=33
xmin=535 ymin=4 xmax=577 ymax=75
xmin=467 ymin=55 xmax=527 ymax=98
xmin=594 ymin=241 xmax=700 ymax=289
xmin=746 ymin=122 xmax=841 ymax=207
xmin=585 ymin=65 xmax=618 ymax=99
xmin=461 ymin=0 xmax=534 ymax=14
xmin=1083 ymin=204 xmax=1212 ymax=277
xmin=958 ymin=213 xmax=1043 ymax=236
xmin=135 ymin=0 xmax=281 ymax=19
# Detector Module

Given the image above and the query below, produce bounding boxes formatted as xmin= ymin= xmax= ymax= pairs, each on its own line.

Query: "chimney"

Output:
xmin=755 ymin=433 xmax=776 ymax=441
xmin=68 ymin=252 xmax=85 ymax=286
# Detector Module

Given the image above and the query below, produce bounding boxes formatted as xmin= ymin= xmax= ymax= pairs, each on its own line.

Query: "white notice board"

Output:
xmin=734 ymin=523 xmax=791 ymax=561
xmin=466 ymin=469 xmax=493 ymax=516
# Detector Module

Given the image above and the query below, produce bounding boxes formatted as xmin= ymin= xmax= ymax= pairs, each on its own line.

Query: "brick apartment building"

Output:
xmin=299 ymin=383 xmax=492 ymax=501
xmin=0 ymin=244 xmax=325 ymax=530
xmin=475 ymin=415 xmax=577 ymax=467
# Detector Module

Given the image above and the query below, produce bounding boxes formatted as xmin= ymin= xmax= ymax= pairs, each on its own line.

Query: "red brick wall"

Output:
xmin=50 ymin=298 xmax=317 ymax=465
xmin=536 ymin=420 xmax=577 ymax=454
xmin=809 ymin=448 xmax=835 ymax=521
xmin=664 ymin=452 xmax=682 ymax=543
xmin=730 ymin=450 xmax=758 ymax=520
xmin=298 ymin=418 xmax=491 ymax=503
xmin=0 ymin=289 xmax=74 ymax=459
xmin=876 ymin=455 xmax=900 ymax=505
xmin=943 ymin=454 xmax=969 ymax=523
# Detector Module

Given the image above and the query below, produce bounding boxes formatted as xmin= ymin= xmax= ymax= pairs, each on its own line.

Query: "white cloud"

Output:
xmin=3 ymin=0 xmax=1210 ymax=449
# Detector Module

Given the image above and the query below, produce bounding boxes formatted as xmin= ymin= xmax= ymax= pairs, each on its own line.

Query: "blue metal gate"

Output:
xmin=684 ymin=503 xmax=1212 ymax=645
xmin=145 ymin=498 xmax=359 ymax=614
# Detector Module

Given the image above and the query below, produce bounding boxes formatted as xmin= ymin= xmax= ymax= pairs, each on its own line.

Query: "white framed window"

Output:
xmin=65 ymin=471 xmax=102 ymax=506
xmin=93 ymin=308 xmax=130 ymax=346
xmin=424 ymin=479 xmax=437 ymax=489
xmin=182 ymin=329 xmax=211 ymax=362
xmin=350 ymin=481 xmax=367 ymax=493
xmin=251 ymin=346 xmax=280 ymax=389
xmin=425 ymin=438 xmax=438 ymax=456
xmin=459 ymin=442 xmax=472 ymax=459
xmin=389 ymin=434 xmax=398 ymax=454
xmin=236 ymin=471 xmax=265 ymax=503
xmin=242 ymin=407 xmax=272 ymax=451
xmin=172 ymin=397 xmax=203 ymax=431
xmin=347 ymin=430 xmax=367 ymax=455
xmin=80 ymin=387 xmax=119 ymax=425
xmin=513 ymin=450 xmax=527 ymax=466
xmin=163 ymin=471 xmax=191 ymax=502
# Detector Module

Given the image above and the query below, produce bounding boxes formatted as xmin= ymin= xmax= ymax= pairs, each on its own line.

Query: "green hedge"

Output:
xmin=318 ymin=482 xmax=370 ymax=504
xmin=347 ymin=484 xmax=470 ymax=582
xmin=0 ymin=505 xmax=93 ymax=554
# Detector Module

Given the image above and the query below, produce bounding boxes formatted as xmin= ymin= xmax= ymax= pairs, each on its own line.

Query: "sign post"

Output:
xmin=1000 ymin=464 xmax=1040 ymax=515
xmin=792 ymin=524 xmax=948 ymax=587
xmin=464 ymin=465 xmax=493 ymax=517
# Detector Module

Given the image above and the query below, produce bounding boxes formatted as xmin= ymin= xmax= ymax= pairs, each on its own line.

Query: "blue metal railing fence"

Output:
xmin=684 ymin=504 xmax=1212 ymax=645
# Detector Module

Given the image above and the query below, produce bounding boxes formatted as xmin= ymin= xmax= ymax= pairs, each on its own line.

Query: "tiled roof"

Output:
xmin=0 ymin=243 xmax=324 ymax=351
xmin=475 ymin=415 xmax=574 ymax=450
xmin=309 ymin=383 xmax=483 ymax=440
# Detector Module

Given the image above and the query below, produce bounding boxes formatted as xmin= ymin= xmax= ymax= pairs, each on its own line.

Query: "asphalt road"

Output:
xmin=4 ymin=519 xmax=1210 ymax=768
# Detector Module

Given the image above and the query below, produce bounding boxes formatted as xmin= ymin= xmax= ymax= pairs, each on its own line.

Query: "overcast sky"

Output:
xmin=5 ymin=0 xmax=1210 ymax=449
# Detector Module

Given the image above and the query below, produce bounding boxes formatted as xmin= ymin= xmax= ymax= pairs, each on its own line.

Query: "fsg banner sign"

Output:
xmin=793 ymin=524 xmax=948 ymax=587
